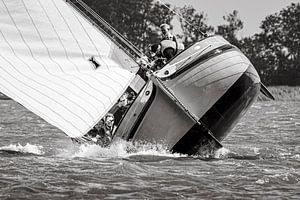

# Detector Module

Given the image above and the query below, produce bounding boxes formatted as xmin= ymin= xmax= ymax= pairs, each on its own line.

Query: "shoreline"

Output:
xmin=258 ymin=86 xmax=300 ymax=101
xmin=1 ymin=86 xmax=300 ymax=101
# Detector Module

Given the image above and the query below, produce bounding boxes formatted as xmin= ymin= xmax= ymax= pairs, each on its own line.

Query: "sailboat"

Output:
xmin=0 ymin=0 xmax=273 ymax=155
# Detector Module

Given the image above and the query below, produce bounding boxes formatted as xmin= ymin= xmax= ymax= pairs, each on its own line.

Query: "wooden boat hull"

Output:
xmin=114 ymin=36 xmax=261 ymax=154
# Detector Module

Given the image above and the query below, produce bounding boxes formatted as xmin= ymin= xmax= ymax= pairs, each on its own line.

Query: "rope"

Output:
xmin=79 ymin=0 xmax=143 ymax=56
xmin=67 ymin=0 xmax=144 ymax=59
xmin=156 ymin=0 xmax=207 ymax=37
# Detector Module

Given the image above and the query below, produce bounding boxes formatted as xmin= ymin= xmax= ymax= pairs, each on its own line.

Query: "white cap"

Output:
xmin=160 ymin=23 xmax=170 ymax=30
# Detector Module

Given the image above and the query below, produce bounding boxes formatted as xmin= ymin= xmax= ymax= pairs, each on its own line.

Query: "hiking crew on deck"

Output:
xmin=148 ymin=24 xmax=184 ymax=70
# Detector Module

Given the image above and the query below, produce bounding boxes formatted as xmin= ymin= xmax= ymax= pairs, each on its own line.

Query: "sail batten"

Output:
xmin=0 ymin=0 xmax=138 ymax=138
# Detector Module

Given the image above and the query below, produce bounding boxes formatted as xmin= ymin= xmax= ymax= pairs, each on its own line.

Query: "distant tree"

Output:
xmin=177 ymin=5 xmax=213 ymax=47
xmin=215 ymin=10 xmax=243 ymax=48
xmin=240 ymin=35 xmax=276 ymax=85
xmin=81 ymin=0 xmax=175 ymax=53
xmin=257 ymin=3 xmax=300 ymax=85
xmin=77 ymin=1 xmax=300 ymax=86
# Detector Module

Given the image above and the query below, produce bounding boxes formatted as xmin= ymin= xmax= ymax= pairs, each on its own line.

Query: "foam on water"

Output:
xmin=0 ymin=143 xmax=44 ymax=155
xmin=72 ymin=140 xmax=130 ymax=158
xmin=65 ymin=139 xmax=185 ymax=159
xmin=213 ymin=147 xmax=231 ymax=159
xmin=1 ymin=99 xmax=299 ymax=199
xmin=57 ymin=139 xmax=235 ymax=161
xmin=0 ymin=140 xmax=263 ymax=161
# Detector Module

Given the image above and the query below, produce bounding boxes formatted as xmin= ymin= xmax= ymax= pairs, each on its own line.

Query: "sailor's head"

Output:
xmin=160 ymin=23 xmax=170 ymax=35
xmin=128 ymin=91 xmax=135 ymax=101
xmin=118 ymin=93 xmax=129 ymax=107
xmin=95 ymin=119 xmax=104 ymax=130
xmin=105 ymin=113 xmax=114 ymax=127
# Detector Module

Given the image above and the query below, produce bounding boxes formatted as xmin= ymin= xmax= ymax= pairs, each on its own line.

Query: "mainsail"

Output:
xmin=0 ymin=0 xmax=139 ymax=138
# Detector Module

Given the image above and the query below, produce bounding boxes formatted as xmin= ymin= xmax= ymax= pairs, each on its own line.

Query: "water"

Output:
xmin=0 ymin=99 xmax=299 ymax=199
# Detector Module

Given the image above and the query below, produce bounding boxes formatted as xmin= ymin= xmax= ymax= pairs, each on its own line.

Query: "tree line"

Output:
xmin=81 ymin=0 xmax=300 ymax=86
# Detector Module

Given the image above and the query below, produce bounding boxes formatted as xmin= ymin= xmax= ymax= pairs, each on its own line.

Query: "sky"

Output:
xmin=162 ymin=0 xmax=300 ymax=37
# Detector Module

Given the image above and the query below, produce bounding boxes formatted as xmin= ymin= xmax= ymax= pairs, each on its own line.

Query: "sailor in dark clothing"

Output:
xmin=159 ymin=23 xmax=178 ymax=61
xmin=102 ymin=113 xmax=115 ymax=138
xmin=93 ymin=113 xmax=115 ymax=146
xmin=86 ymin=113 xmax=115 ymax=146
xmin=137 ymin=24 xmax=185 ymax=74
xmin=148 ymin=44 xmax=166 ymax=71
xmin=148 ymin=24 xmax=184 ymax=70
xmin=114 ymin=92 xmax=136 ymax=125
xmin=160 ymin=23 xmax=177 ymax=42
xmin=87 ymin=119 xmax=105 ymax=141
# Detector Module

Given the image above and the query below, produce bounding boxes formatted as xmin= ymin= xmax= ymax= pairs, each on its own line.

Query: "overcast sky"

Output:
xmin=162 ymin=0 xmax=300 ymax=37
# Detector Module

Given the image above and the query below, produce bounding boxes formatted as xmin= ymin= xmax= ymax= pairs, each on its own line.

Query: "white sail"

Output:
xmin=0 ymin=0 xmax=139 ymax=138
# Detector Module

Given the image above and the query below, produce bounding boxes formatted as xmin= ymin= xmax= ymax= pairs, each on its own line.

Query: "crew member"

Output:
xmin=149 ymin=24 xmax=184 ymax=64
xmin=160 ymin=23 xmax=177 ymax=42
xmin=103 ymin=113 xmax=115 ymax=140
xmin=86 ymin=113 xmax=115 ymax=146
xmin=148 ymin=44 xmax=165 ymax=71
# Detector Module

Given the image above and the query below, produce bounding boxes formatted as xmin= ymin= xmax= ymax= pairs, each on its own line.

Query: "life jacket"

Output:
xmin=160 ymin=40 xmax=177 ymax=54
xmin=160 ymin=40 xmax=184 ymax=60
xmin=162 ymin=33 xmax=175 ymax=41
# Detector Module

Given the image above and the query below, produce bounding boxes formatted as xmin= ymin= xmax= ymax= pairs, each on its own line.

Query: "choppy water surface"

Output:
xmin=0 ymin=99 xmax=299 ymax=199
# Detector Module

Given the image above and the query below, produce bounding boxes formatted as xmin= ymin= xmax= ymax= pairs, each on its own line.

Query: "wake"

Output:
xmin=61 ymin=139 xmax=237 ymax=161
xmin=69 ymin=139 xmax=182 ymax=159
xmin=0 ymin=140 xmax=264 ymax=161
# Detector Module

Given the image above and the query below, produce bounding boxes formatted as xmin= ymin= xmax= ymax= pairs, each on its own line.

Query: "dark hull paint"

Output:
xmin=172 ymin=65 xmax=261 ymax=154
xmin=201 ymin=65 xmax=261 ymax=141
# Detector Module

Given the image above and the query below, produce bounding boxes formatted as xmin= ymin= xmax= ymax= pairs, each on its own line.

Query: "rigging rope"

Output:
xmin=69 ymin=0 xmax=145 ymax=59
xmin=156 ymin=0 xmax=207 ymax=37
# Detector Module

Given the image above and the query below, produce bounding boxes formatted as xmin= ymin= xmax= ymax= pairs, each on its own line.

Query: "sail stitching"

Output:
xmin=0 ymin=0 xmax=104 ymax=128
xmin=0 ymin=76 xmax=73 ymax=137
xmin=51 ymin=0 xmax=86 ymax=61
xmin=66 ymin=0 xmax=131 ymax=84
xmin=0 ymin=59 xmax=83 ymax=134
xmin=50 ymin=0 xmax=125 ymax=92
xmin=36 ymin=0 xmax=118 ymax=103
xmin=1 ymin=1 xmax=106 ymax=119
xmin=74 ymin=0 xmax=143 ymax=60
xmin=69 ymin=5 xmax=110 ymax=70
xmin=21 ymin=0 xmax=65 ymax=72
xmin=0 ymin=54 xmax=93 ymax=128
xmin=37 ymin=0 xmax=79 ymax=71
xmin=20 ymin=0 xmax=105 ymax=118
xmin=0 ymin=0 xmax=136 ymax=137
xmin=0 ymin=29 xmax=108 ymax=115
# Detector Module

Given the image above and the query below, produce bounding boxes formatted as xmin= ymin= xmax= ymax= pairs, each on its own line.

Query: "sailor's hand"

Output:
xmin=146 ymin=70 xmax=153 ymax=78
xmin=91 ymin=137 xmax=97 ymax=142
xmin=137 ymin=55 xmax=149 ymax=69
